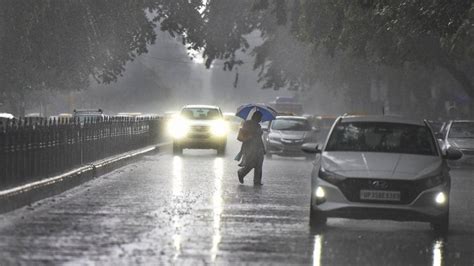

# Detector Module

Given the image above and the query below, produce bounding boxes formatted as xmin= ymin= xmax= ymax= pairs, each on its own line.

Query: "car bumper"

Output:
xmin=174 ymin=135 xmax=226 ymax=149
xmin=312 ymin=179 xmax=449 ymax=221
xmin=266 ymin=140 xmax=307 ymax=157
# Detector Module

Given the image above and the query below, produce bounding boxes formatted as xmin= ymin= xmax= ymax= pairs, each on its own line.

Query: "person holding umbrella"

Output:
xmin=235 ymin=104 xmax=277 ymax=185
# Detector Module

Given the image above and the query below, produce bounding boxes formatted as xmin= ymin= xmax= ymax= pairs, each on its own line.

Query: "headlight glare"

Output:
xmin=315 ymin=186 xmax=325 ymax=198
xmin=210 ymin=120 xmax=228 ymax=136
xmin=168 ymin=117 xmax=190 ymax=139
xmin=435 ymin=192 xmax=447 ymax=205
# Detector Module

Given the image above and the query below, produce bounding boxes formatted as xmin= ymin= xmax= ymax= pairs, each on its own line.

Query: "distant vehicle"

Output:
xmin=440 ymin=120 xmax=474 ymax=165
xmin=223 ymin=112 xmax=243 ymax=131
xmin=268 ymin=96 xmax=303 ymax=115
xmin=0 ymin=113 xmax=14 ymax=128
xmin=168 ymin=105 xmax=228 ymax=155
xmin=24 ymin=113 xmax=44 ymax=124
xmin=73 ymin=109 xmax=105 ymax=122
xmin=302 ymin=115 xmax=462 ymax=234
xmin=263 ymin=116 xmax=317 ymax=159
xmin=116 ymin=112 xmax=142 ymax=118
xmin=0 ymin=113 xmax=14 ymax=120
xmin=58 ymin=113 xmax=73 ymax=118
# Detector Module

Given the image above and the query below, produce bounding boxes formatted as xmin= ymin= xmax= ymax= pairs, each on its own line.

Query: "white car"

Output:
xmin=440 ymin=120 xmax=474 ymax=165
xmin=168 ymin=105 xmax=228 ymax=155
xmin=302 ymin=115 xmax=462 ymax=234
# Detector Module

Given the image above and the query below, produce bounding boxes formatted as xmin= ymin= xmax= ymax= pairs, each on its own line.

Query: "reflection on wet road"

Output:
xmin=0 ymin=138 xmax=472 ymax=265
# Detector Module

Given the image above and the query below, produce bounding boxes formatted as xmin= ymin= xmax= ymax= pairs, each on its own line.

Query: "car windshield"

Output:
xmin=181 ymin=108 xmax=221 ymax=120
xmin=448 ymin=122 xmax=474 ymax=139
xmin=325 ymin=122 xmax=437 ymax=156
xmin=271 ymin=119 xmax=311 ymax=131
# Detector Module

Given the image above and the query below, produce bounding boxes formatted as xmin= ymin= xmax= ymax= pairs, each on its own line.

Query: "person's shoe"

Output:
xmin=238 ymin=171 xmax=244 ymax=184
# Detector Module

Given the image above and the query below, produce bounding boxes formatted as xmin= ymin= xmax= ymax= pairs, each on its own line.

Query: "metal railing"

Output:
xmin=0 ymin=117 xmax=163 ymax=189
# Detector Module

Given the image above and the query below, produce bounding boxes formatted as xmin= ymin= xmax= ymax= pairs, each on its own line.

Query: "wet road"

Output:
xmin=0 ymin=137 xmax=473 ymax=265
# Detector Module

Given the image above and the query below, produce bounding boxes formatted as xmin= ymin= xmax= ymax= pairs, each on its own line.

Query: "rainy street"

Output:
xmin=0 ymin=136 xmax=472 ymax=265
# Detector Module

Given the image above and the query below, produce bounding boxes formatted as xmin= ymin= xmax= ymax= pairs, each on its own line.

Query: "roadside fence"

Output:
xmin=0 ymin=117 xmax=163 ymax=189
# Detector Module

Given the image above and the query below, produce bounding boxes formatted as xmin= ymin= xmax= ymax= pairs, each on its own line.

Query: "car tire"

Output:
xmin=173 ymin=143 xmax=183 ymax=155
xmin=309 ymin=202 xmax=327 ymax=228
xmin=431 ymin=210 xmax=449 ymax=235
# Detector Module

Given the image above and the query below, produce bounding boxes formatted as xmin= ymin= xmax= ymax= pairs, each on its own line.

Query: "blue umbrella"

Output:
xmin=236 ymin=103 xmax=278 ymax=122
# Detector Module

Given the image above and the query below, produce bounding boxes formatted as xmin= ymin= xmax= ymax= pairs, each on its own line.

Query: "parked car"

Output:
xmin=440 ymin=120 xmax=474 ymax=165
xmin=24 ymin=113 xmax=44 ymax=124
xmin=302 ymin=115 xmax=462 ymax=234
xmin=168 ymin=105 xmax=228 ymax=155
xmin=0 ymin=113 xmax=14 ymax=128
xmin=73 ymin=109 xmax=106 ymax=122
xmin=263 ymin=116 xmax=317 ymax=159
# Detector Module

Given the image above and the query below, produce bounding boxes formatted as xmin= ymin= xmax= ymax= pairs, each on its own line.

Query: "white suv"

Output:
xmin=168 ymin=105 xmax=228 ymax=155
xmin=302 ymin=115 xmax=462 ymax=234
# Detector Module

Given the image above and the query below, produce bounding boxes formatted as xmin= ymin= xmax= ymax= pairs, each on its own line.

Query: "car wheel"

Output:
xmin=309 ymin=201 xmax=327 ymax=228
xmin=431 ymin=210 xmax=449 ymax=235
xmin=173 ymin=143 xmax=183 ymax=155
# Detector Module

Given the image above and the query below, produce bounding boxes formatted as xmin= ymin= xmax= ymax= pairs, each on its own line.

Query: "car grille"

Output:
xmin=280 ymin=139 xmax=304 ymax=145
xmin=336 ymin=178 xmax=425 ymax=205
xmin=191 ymin=125 xmax=210 ymax=132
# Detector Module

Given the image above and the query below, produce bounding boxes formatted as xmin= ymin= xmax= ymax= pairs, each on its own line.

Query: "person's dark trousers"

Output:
xmin=238 ymin=156 xmax=264 ymax=185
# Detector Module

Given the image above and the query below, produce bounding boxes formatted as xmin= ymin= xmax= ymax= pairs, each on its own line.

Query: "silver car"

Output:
xmin=263 ymin=116 xmax=317 ymax=159
xmin=302 ymin=115 xmax=462 ymax=234
xmin=440 ymin=120 xmax=474 ymax=165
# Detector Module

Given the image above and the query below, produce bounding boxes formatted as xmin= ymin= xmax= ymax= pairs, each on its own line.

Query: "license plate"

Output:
xmin=360 ymin=190 xmax=401 ymax=201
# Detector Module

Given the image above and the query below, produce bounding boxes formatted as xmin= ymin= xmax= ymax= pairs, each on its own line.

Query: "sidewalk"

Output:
xmin=0 ymin=142 xmax=170 ymax=214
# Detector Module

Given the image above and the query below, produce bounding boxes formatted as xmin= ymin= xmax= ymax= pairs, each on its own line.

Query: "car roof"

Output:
xmin=275 ymin=116 xmax=308 ymax=120
xmin=183 ymin=105 xmax=220 ymax=109
xmin=340 ymin=115 xmax=426 ymax=126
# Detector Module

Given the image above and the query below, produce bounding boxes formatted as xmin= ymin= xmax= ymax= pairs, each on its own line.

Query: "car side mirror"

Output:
xmin=302 ymin=143 xmax=321 ymax=154
xmin=262 ymin=127 xmax=269 ymax=132
xmin=444 ymin=147 xmax=462 ymax=160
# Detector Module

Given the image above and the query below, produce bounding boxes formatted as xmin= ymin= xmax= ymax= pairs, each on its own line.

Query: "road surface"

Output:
xmin=0 ymin=137 xmax=473 ymax=265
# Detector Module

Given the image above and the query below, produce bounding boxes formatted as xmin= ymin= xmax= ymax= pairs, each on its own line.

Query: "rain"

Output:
xmin=0 ymin=0 xmax=473 ymax=265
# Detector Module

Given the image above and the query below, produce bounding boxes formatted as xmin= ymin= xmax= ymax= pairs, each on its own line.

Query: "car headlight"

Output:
xmin=318 ymin=168 xmax=344 ymax=185
xmin=420 ymin=175 xmax=446 ymax=189
xmin=210 ymin=120 xmax=228 ymax=137
xmin=268 ymin=135 xmax=281 ymax=142
xmin=167 ymin=117 xmax=190 ymax=139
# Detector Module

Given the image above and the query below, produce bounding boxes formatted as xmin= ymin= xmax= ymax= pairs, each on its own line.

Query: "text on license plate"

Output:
xmin=360 ymin=190 xmax=401 ymax=201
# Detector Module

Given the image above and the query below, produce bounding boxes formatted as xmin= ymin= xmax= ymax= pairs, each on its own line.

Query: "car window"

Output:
xmin=181 ymin=108 xmax=221 ymax=120
xmin=448 ymin=122 xmax=474 ymax=139
xmin=271 ymin=119 xmax=311 ymax=131
xmin=325 ymin=122 xmax=437 ymax=156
